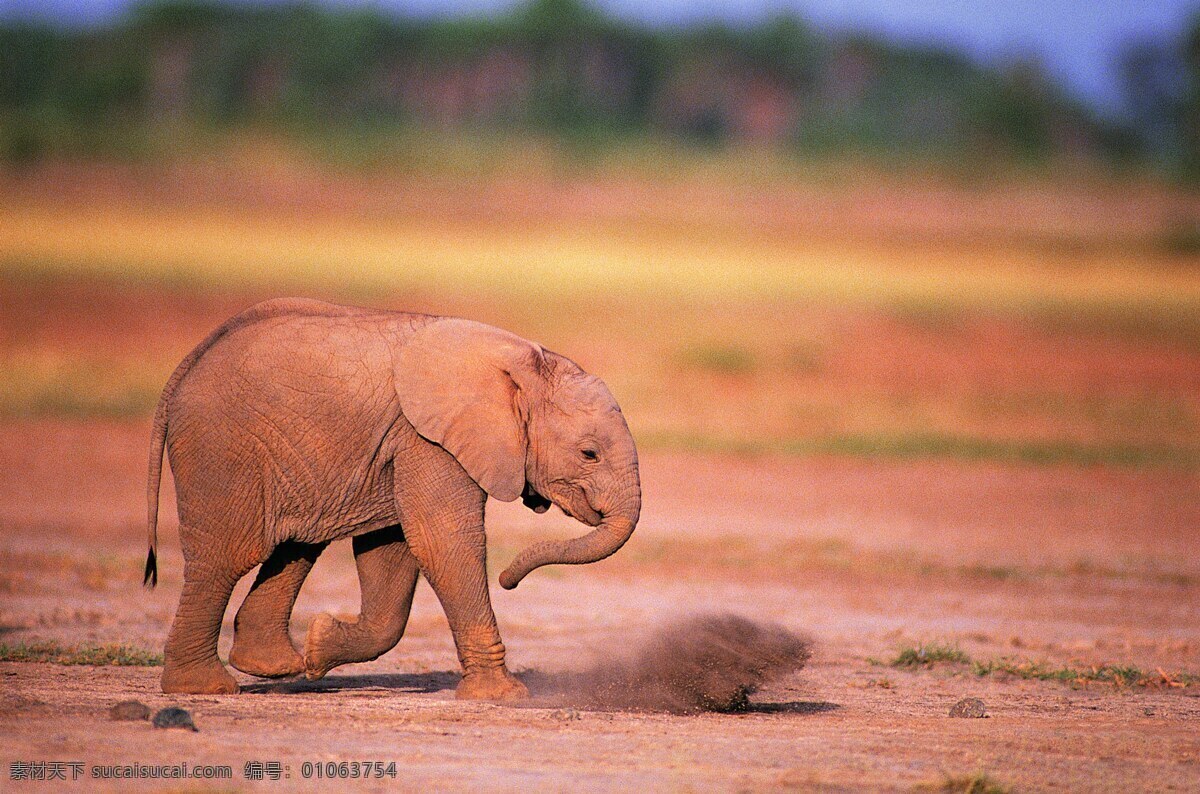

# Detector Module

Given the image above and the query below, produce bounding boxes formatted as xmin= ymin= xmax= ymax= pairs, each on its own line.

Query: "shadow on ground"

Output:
xmin=745 ymin=701 xmax=839 ymax=715
xmin=239 ymin=672 xmax=838 ymax=718
xmin=242 ymin=671 xmax=459 ymax=695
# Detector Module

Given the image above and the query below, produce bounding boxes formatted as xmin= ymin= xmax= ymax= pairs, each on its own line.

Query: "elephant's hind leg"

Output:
xmin=162 ymin=553 xmax=253 ymax=694
xmin=304 ymin=526 xmax=420 ymax=680
xmin=230 ymin=540 xmax=326 ymax=678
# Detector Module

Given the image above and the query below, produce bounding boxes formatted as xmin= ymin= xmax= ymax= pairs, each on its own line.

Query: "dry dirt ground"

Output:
xmin=0 ymin=416 xmax=1197 ymax=792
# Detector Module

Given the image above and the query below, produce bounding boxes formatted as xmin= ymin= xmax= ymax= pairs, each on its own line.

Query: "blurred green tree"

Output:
xmin=0 ymin=0 xmax=1152 ymax=171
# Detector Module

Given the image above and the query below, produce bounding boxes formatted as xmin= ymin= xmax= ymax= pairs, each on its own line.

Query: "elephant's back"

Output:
xmin=164 ymin=308 xmax=417 ymax=539
xmin=170 ymin=302 xmax=435 ymax=404
xmin=173 ymin=309 xmax=395 ymax=407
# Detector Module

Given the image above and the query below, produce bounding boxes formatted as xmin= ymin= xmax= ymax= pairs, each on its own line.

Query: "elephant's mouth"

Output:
xmin=553 ymin=486 xmax=603 ymax=527
xmin=521 ymin=482 xmax=552 ymax=514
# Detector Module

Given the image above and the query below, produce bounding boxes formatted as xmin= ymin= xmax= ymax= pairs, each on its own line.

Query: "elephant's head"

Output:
xmin=395 ymin=318 xmax=641 ymax=589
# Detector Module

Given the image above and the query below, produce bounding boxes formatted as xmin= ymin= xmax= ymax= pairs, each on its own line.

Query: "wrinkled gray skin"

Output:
xmin=146 ymin=299 xmax=641 ymax=698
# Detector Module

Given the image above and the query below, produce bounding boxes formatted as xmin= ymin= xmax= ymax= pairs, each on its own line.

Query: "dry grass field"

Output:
xmin=0 ymin=158 xmax=1198 ymax=791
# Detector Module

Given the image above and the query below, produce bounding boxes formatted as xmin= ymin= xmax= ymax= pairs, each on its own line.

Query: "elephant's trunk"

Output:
xmin=498 ymin=500 xmax=639 ymax=590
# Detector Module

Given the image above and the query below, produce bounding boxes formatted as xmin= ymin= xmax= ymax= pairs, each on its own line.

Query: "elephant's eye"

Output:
xmin=581 ymin=448 xmax=599 ymax=462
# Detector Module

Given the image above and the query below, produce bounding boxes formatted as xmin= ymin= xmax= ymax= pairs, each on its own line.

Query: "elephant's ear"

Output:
xmin=394 ymin=318 xmax=544 ymax=502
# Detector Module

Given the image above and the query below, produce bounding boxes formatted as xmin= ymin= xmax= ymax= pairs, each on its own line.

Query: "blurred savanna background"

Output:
xmin=1 ymin=0 xmax=1199 ymax=464
xmin=1 ymin=2 xmax=1200 ymax=788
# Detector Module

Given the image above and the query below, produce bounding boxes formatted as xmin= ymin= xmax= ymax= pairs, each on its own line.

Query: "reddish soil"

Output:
xmin=0 ymin=417 xmax=1197 ymax=791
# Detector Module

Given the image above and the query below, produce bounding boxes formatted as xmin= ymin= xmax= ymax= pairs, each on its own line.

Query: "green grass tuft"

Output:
xmin=883 ymin=645 xmax=1198 ymax=688
xmin=891 ymin=643 xmax=971 ymax=668
xmin=970 ymin=659 xmax=1197 ymax=687
xmin=0 ymin=641 xmax=163 ymax=666
xmin=917 ymin=771 xmax=1012 ymax=794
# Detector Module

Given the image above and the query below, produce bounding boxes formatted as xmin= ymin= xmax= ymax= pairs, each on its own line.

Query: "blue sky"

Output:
xmin=3 ymin=0 xmax=1197 ymax=115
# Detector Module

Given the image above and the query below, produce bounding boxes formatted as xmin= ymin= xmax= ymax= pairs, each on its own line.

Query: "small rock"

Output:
xmin=551 ymin=708 xmax=580 ymax=721
xmin=152 ymin=707 xmax=197 ymax=731
xmin=109 ymin=700 xmax=150 ymax=721
xmin=949 ymin=697 xmax=987 ymax=718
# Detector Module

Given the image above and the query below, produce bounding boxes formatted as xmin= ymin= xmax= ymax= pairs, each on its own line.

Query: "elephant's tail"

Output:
xmin=144 ymin=323 xmax=210 ymax=589
xmin=145 ymin=297 xmax=373 ymax=589
xmin=144 ymin=389 xmax=168 ymax=588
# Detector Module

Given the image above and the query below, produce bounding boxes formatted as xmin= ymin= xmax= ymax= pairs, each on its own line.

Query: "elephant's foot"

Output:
xmin=229 ymin=635 xmax=305 ymax=679
xmin=303 ymin=612 xmax=344 ymax=680
xmin=456 ymin=667 xmax=529 ymax=701
xmin=304 ymin=611 xmax=408 ymax=680
xmin=161 ymin=661 xmax=240 ymax=694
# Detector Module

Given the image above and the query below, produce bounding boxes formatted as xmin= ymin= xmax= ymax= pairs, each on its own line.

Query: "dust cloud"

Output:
xmin=528 ymin=614 xmax=811 ymax=714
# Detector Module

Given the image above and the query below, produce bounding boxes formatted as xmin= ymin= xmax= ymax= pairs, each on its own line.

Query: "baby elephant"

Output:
xmin=145 ymin=299 xmax=641 ymax=698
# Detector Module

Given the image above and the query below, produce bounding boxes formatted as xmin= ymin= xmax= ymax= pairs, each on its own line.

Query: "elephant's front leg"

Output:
xmin=303 ymin=526 xmax=420 ymax=680
xmin=395 ymin=447 xmax=528 ymax=701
